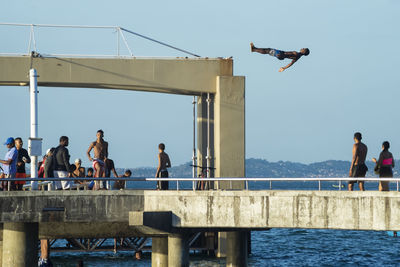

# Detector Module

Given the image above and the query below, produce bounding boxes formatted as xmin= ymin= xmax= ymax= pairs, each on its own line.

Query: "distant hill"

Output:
xmin=121 ymin=158 xmax=398 ymax=178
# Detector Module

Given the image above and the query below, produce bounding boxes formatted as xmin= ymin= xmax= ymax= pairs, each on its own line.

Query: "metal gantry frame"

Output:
xmin=0 ymin=23 xmax=200 ymax=58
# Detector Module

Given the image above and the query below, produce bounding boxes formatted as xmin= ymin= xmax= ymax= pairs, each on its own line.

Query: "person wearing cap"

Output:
xmin=72 ymin=158 xmax=85 ymax=184
xmin=14 ymin=137 xmax=31 ymax=190
xmin=0 ymin=137 xmax=18 ymax=190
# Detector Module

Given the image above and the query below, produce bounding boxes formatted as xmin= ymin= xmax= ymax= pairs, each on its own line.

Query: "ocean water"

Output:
xmin=49 ymin=180 xmax=400 ymax=266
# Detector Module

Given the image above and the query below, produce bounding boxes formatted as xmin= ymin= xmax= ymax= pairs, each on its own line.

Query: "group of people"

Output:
xmin=0 ymin=129 xmax=172 ymax=191
xmin=349 ymin=132 xmax=394 ymax=191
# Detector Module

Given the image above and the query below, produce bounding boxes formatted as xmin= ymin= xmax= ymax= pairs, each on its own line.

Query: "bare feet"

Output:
xmin=250 ymin=42 xmax=255 ymax=52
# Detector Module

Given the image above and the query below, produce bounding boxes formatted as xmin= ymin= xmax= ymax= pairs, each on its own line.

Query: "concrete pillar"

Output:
xmin=226 ymin=231 xmax=248 ymax=267
xmin=2 ymin=222 xmax=38 ymax=267
xmin=0 ymin=223 xmax=3 ymax=267
xmin=152 ymin=237 xmax=168 ymax=267
xmin=214 ymin=76 xmax=245 ymax=188
xmin=214 ymin=76 xmax=246 ymax=258
xmin=168 ymin=234 xmax=189 ymax=267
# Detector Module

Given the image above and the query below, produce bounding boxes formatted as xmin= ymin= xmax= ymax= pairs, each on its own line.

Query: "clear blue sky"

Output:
xmin=1 ymin=0 xmax=400 ymax=169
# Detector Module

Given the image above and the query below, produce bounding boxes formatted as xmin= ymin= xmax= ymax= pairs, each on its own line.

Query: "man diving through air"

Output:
xmin=250 ymin=42 xmax=309 ymax=72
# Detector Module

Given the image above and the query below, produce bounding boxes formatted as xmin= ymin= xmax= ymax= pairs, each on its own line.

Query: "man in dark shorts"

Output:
xmin=15 ymin=137 xmax=31 ymax=190
xmin=104 ymin=158 xmax=118 ymax=189
xmin=250 ymin=42 xmax=310 ymax=72
xmin=349 ymin=132 xmax=368 ymax=191
xmin=155 ymin=143 xmax=171 ymax=190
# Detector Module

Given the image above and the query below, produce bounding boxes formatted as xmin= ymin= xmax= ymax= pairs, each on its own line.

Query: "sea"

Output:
xmin=49 ymin=180 xmax=400 ymax=266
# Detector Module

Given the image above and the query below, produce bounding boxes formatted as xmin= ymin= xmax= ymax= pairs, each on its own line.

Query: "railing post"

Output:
xmin=318 ymin=180 xmax=321 ymax=191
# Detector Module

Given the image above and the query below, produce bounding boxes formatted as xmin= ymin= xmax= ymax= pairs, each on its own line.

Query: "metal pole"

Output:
xmin=318 ymin=180 xmax=321 ymax=191
xmin=339 ymin=180 xmax=342 ymax=191
xmin=192 ymin=96 xmax=197 ymax=191
xmin=206 ymin=94 xmax=211 ymax=190
xmin=117 ymin=27 xmax=120 ymax=56
xmin=206 ymin=94 xmax=211 ymax=178
xmin=30 ymin=69 xmax=39 ymax=190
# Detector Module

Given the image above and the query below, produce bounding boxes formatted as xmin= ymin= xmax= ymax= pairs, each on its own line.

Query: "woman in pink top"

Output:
xmin=372 ymin=141 xmax=394 ymax=191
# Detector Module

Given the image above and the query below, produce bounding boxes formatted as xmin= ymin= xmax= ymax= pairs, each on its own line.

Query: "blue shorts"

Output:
xmin=269 ymin=49 xmax=284 ymax=60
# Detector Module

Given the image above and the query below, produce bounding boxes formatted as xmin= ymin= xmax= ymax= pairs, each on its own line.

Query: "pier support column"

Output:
xmin=226 ymin=231 xmax=248 ymax=267
xmin=168 ymin=234 xmax=189 ymax=267
xmin=0 ymin=223 xmax=3 ymax=267
xmin=152 ymin=237 xmax=168 ymax=267
xmin=2 ymin=222 xmax=38 ymax=267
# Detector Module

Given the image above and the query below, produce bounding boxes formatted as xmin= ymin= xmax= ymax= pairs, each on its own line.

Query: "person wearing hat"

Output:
xmin=0 ymin=137 xmax=18 ymax=190
xmin=72 ymin=158 xmax=85 ymax=184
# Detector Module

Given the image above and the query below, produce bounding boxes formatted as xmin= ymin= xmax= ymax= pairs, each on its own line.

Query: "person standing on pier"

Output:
xmin=372 ymin=141 xmax=394 ymax=191
xmin=15 ymin=137 xmax=31 ymax=190
xmin=104 ymin=158 xmax=118 ymax=189
xmin=86 ymin=129 xmax=108 ymax=189
xmin=53 ymin=136 xmax=74 ymax=189
xmin=155 ymin=143 xmax=171 ymax=190
xmin=0 ymin=137 xmax=18 ymax=190
xmin=348 ymin=132 xmax=368 ymax=191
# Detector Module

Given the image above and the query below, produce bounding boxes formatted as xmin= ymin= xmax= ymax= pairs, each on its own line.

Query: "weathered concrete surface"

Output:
xmin=137 ymin=190 xmax=400 ymax=231
xmin=2 ymin=222 xmax=38 ymax=267
xmin=152 ymin=237 xmax=168 ymax=267
xmin=2 ymin=190 xmax=400 ymax=232
xmin=0 ymin=223 xmax=2 ymax=267
xmin=0 ymin=190 xmax=143 ymax=223
xmin=0 ymin=56 xmax=233 ymax=95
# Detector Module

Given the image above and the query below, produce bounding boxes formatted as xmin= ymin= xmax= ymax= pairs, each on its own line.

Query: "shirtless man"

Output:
xmin=155 ymin=143 xmax=171 ymax=190
xmin=86 ymin=130 xmax=108 ymax=189
xmin=349 ymin=132 xmax=368 ymax=191
xmin=72 ymin=158 xmax=85 ymax=184
xmin=250 ymin=42 xmax=309 ymax=72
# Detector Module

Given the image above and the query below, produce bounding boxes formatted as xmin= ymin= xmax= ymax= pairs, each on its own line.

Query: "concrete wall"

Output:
xmin=141 ymin=190 xmax=400 ymax=231
xmin=0 ymin=56 xmax=232 ymax=95
xmin=2 ymin=190 xmax=400 ymax=232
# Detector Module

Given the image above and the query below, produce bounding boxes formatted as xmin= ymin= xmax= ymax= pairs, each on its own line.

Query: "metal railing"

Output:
xmin=1 ymin=177 xmax=399 ymax=192
xmin=0 ymin=23 xmax=200 ymax=58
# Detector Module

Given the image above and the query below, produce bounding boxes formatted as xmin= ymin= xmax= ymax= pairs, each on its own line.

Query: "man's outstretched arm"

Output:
xmin=279 ymin=59 xmax=298 ymax=72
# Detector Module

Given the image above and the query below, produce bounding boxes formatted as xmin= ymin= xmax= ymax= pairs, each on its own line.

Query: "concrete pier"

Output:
xmin=152 ymin=237 xmax=168 ymax=267
xmin=0 ymin=223 xmax=3 ymax=267
xmin=168 ymin=234 xmax=189 ymax=267
xmin=226 ymin=231 xmax=248 ymax=267
xmin=2 ymin=222 xmax=38 ymax=267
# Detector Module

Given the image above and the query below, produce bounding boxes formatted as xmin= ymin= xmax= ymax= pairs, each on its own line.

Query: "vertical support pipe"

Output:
xmin=117 ymin=27 xmax=120 ymax=56
xmin=192 ymin=96 xmax=197 ymax=191
xmin=30 ymin=69 xmax=38 ymax=190
xmin=206 ymin=93 xmax=211 ymax=182
xmin=318 ymin=180 xmax=321 ymax=191
xmin=339 ymin=180 xmax=342 ymax=191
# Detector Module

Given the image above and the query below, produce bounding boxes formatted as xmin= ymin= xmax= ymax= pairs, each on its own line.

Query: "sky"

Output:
xmin=1 ymin=0 xmax=400 ymax=169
